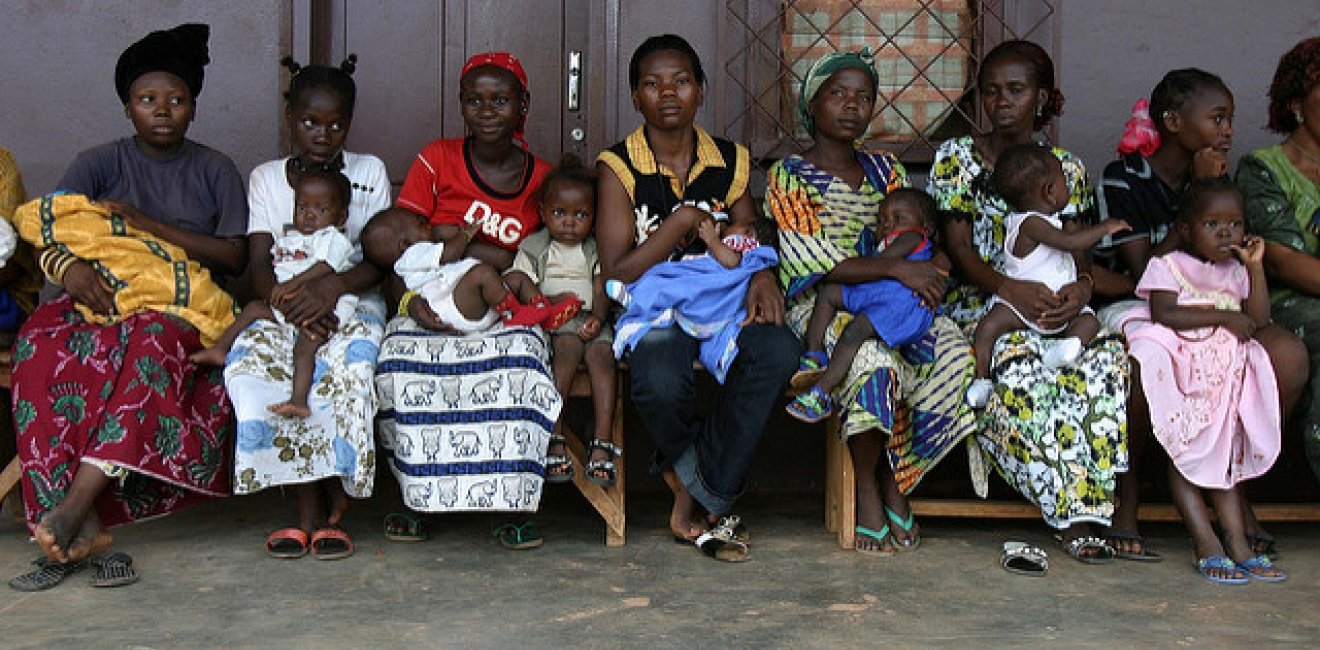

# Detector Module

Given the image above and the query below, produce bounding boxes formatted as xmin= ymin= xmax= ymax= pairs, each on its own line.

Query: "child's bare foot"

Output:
xmin=65 ymin=513 xmax=112 ymax=563
xmin=326 ymin=484 xmax=349 ymax=527
xmin=189 ymin=347 xmax=227 ymax=366
xmin=268 ymin=401 xmax=311 ymax=418
xmin=34 ymin=509 xmax=80 ymax=563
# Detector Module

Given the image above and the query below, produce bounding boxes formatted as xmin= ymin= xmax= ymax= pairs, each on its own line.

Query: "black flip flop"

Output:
xmin=1104 ymin=529 xmax=1163 ymax=562
xmin=89 ymin=552 xmax=139 ymax=588
xmin=8 ymin=557 xmax=87 ymax=592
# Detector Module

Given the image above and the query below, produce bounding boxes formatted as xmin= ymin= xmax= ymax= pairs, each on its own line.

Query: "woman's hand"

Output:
xmin=1038 ymin=279 xmax=1090 ymax=331
xmin=97 ymin=199 xmax=159 ymax=236
xmin=277 ymin=273 xmax=347 ymax=331
xmin=63 ymin=261 xmax=115 ymax=316
xmin=999 ymin=277 xmax=1064 ymax=325
xmin=889 ymin=259 xmax=948 ymax=308
xmin=742 ymin=270 xmax=785 ymax=326
xmin=408 ymin=294 xmax=458 ymax=334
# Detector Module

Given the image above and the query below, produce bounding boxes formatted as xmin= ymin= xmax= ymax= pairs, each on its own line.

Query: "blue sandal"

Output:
xmin=1239 ymin=554 xmax=1287 ymax=582
xmin=1195 ymin=555 xmax=1248 ymax=585
xmin=785 ymin=386 xmax=833 ymax=423
xmin=885 ymin=505 xmax=921 ymax=551
xmin=790 ymin=351 xmax=829 ymax=390
xmin=854 ymin=524 xmax=895 ymax=557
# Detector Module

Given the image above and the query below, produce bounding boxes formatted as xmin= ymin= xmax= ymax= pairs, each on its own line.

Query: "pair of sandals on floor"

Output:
xmin=1001 ymin=535 xmax=1134 ymax=577
xmin=9 ymin=552 xmax=138 ymax=591
xmin=854 ymin=505 xmax=922 ymax=557
xmin=383 ymin=512 xmax=544 ymax=551
xmin=546 ymin=436 xmax=622 ymax=488
xmin=265 ymin=526 xmax=353 ymax=560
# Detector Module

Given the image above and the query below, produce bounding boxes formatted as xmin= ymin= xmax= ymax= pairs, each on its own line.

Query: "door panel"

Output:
xmin=325 ymin=0 xmax=601 ymax=185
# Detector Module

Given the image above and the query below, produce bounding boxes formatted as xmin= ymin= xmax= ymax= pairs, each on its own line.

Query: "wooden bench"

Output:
xmin=560 ymin=367 xmax=627 ymax=547
xmin=822 ymin=419 xmax=1320 ymax=550
xmin=0 ymin=350 xmax=19 ymax=508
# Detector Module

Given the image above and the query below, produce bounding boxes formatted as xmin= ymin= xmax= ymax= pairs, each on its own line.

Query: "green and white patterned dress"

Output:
xmin=929 ymin=136 xmax=1129 ymax=528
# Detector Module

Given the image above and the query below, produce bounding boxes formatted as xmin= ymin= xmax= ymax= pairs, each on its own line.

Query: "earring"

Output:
xmin=1297 ymin=111 xmax=1305 ymax=125
xmin=1036 ymin=107 xmax=1043 ymax=118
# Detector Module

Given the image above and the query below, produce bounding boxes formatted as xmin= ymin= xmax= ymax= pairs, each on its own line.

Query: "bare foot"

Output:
xmin=268 ymin=401 xmax=311 ymax=418
xmin=65 ymin=512 xmax=112 ymax=563
xmin=325 ymin=483 xmax=349 ymax=527
xmin=663 ymin=470 xmax=706 ymax=542
xmin=34 ymin=509 xmax=80 ymax=563
xmin=189 ymin=347 xmax=227 ymax=366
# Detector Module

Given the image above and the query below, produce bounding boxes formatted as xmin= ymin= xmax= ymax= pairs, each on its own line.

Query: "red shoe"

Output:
xmin=538 ymin=296 xmax=583 ymax=330
xmin=497 ymin=294 xmax=551 ymax=327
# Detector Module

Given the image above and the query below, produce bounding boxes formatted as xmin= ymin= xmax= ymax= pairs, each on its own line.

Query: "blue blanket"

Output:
xmin=613 ymin=246 xmax=778 ymax=383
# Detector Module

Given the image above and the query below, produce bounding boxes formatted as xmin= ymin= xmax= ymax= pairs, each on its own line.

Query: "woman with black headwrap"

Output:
xmin=8 ymin=24 xmax=246 ymax=591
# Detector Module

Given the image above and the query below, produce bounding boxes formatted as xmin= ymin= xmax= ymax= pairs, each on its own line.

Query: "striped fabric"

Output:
xmin=770 ymin=151 xmax=975 ymax=494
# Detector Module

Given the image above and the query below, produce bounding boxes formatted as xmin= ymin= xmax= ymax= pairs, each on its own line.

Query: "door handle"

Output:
xmin=567 ymin=50 xmax=581 ymax=112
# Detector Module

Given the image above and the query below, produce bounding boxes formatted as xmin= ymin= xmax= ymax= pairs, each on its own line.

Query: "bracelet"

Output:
xmin=398 ymin=291 xmax=419 ymax=318
xmin=1077 ymin=271 xmax=1095 ymax=289
xmin=39 ymin=248 xmax=78 ymax=284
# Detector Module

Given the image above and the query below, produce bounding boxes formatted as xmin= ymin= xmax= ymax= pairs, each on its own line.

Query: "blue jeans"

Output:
xmin=628 ymin=323 xmax=799 ymax=514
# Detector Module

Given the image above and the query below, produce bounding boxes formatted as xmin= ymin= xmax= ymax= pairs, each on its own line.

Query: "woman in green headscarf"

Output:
xmin=768 ymin=50 xmax=976 ymax=555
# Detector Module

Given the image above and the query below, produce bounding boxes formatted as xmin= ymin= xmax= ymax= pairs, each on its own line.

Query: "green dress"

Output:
xmin=1237 ymin=144 xmax=1320 ymax=480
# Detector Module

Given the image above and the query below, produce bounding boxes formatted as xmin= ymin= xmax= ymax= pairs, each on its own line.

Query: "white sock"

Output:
xmin=1042 ymin=337 xmax=1083 ymax=370
xmin=604 ymin=279 xmax=631 ymax=309
xmin=966 ymin=378 xmax=994 ymax=408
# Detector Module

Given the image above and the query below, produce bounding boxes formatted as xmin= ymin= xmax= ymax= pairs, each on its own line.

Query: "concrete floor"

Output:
xmin=1 ymin=487 xmax=1318 ymax=650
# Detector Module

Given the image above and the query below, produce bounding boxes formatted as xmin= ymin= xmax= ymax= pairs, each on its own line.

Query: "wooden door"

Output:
xmin=322 ymin=0 xmax=605 ymax=186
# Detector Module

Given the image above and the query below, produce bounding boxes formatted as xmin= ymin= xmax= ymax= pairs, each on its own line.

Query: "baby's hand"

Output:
xmin=1231 ymin=236 xmax=1266 ymax=265
xmin=577 ymin=314 xmax=601 ymax=342
xmin=1221 ymin=312 xmax=1257 ymax=341
xmin=697 ymin=217 xmax=719 ymax=245
xmin=1192 ymin=146 xmax=1230 ymax=179
xmin=1103 ymin=219 xmax=1132 ymax=235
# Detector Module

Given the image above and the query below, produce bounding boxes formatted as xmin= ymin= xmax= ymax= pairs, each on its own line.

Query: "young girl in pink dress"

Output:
xmin=1125 ymin=178 xmax=1288 ymax=584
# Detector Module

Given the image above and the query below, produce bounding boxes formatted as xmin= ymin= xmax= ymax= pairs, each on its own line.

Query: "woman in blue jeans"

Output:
xmin=596 ymin=34 xmax=798 ymax=562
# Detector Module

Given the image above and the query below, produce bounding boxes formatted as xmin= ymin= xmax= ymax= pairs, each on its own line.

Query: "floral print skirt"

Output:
xmin=225 ymin=295 xmax=385 ymax=497
xmin=975 ymin=329 xmax=1130 ymax=529
xmin=13 ymin=296 xmax=232 ymax=533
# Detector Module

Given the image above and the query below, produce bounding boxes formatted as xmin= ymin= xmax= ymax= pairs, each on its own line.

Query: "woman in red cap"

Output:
xmin=375 ymin=52 xmax=560 ymax=549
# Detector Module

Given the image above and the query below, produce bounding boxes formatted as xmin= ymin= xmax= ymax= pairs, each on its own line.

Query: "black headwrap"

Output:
xmin=114 ymin=23 xmax=211 ymax=103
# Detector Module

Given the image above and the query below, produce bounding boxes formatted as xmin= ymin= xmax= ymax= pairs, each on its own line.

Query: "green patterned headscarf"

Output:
xmin=798 ymin=48 xmax=878 ymax=137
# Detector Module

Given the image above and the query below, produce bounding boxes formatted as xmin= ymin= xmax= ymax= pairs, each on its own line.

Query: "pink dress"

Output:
xmin=1123 ymin=251 xmax=1280 ymax=489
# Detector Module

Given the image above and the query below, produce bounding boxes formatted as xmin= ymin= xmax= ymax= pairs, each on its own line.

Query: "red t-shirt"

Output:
xmin=396 ymin=138 xmax=551 ymax=250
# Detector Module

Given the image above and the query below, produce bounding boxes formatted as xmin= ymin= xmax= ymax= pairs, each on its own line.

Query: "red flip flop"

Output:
xmin=265 ymin=528 xmax=309 ymax=559
xmin=310 ymin=527 xmax=354 ymax=561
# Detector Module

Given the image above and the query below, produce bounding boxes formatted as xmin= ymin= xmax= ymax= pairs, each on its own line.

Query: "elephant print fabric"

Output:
xmin=375 ymin=321 xmax=560 ymax=513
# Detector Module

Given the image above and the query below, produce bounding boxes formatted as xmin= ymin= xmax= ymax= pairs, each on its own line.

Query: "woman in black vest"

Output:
xmin=596 ymin=34 xmax=798 ymax=562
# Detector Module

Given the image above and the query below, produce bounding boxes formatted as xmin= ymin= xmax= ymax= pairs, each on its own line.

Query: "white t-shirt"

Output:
xmin=272 ymin=226 xmax=356 ymax=283
xmin=247 ymin=152 xmax=391 ymax=265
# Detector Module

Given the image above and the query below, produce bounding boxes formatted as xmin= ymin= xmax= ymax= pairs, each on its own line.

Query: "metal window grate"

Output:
xmin=720 ymin=0 xmax=1058 ymax=184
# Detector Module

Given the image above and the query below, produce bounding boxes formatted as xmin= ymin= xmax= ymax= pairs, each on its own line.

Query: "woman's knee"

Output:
xmin=1259 ymin=324 xmax=1310 ymax=391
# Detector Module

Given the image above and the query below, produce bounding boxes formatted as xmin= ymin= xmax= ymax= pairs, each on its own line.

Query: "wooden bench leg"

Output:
xmin=823 ymin=416 xmax=855 ymax=549
xmin=0 ymin=456 xmax=21 ymax=505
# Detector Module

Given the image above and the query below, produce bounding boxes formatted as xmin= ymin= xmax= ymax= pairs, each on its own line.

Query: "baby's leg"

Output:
xmin=502 ymin=270 xmax=543 ymax=303
xmin=190 ymin=300 xmax=275 ymax=365
xmin=451 ymin=263 xmax=514 ymax=321
xmin=815 ymin=313 xmax=876 ymax=393
xmin=547 ymin=333 xmax=587 ymax=481
xmin=269 ymin=330 xmax=323 ymax=418
xmin=1063 ymin=313 xmax=1101 ymax=346
xmin=971 ymin=304 xmax=1025 ymax=379
xmin=1043 ymin=313 xmax=1100 ymax=370
xmin=584 ymin=340 xmax=617 ymax=444
xmin=805 ymin=283 xmax=846 ymax=353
